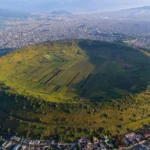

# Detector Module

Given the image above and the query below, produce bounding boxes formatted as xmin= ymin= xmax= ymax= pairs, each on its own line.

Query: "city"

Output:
xmin=1 ymin=125 xmax=150 ymax=150
xmin=0 ymin=14 xmax=150 ymax=52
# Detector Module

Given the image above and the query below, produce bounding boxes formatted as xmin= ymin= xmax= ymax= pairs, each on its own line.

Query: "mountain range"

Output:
xmin=104 ymin=6 xmax=150 ymax=19
xmin=1 ymin=6 xmax=150 ymax=19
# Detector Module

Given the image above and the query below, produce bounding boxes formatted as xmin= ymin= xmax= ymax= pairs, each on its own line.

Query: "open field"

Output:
xmin=0 ymin=40 xmax=150 ymax=140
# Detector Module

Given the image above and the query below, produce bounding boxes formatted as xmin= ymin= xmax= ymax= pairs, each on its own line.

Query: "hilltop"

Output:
xmin=1 ymin=40 xmax=150 ymax=140
xmin=0 ymin=40 xmax=150 ymax=102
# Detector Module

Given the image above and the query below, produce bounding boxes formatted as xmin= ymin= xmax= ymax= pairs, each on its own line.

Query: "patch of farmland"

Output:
xmin=42 ymin=53 xmax=64 ymax=62
xmin=42 ymin=69 xmax=62 ymax=86
xmin=51 ymin=61 xmax=94 ymax=86
xmin=34 ymin=69 xmax=62 ymax=87
xmin=67 ymin=72 xmax=80 ymax=86
xmin=59 ymin=61 xmax=78 ymax=70
xmin=22 ymin=61 xmax=64 ymax=82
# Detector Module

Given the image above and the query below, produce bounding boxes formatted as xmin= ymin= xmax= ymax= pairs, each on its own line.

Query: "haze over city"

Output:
xmin=1 ymin=0 xmax=150 ymax=12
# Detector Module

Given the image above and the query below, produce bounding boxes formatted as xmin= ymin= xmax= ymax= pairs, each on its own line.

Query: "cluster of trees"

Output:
xmin=1 ymin=82 xmax=150 ymax=141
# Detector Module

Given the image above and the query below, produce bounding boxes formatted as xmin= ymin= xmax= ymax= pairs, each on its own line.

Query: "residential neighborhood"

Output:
xmin=1 ymin=126 xmax=150 ymax=150
xmin=0 ymin=14 xmax=150 ymax=53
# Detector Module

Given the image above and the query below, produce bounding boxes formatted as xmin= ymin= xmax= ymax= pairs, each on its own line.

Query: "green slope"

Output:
xmin=0 ymin=40 xmax=150 ymax=102
xmin=1 ymin=40 xmax=150 ymax=140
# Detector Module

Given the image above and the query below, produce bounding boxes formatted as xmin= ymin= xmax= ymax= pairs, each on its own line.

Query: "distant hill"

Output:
xmin=51 ymin=10 xmax=72 ymax=15
xmin=106 ymin=6 xmax=150 ymax=19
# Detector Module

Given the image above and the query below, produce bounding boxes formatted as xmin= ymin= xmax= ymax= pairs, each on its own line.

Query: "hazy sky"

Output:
xmin=1 ymin=0 xmax=150 ymax=13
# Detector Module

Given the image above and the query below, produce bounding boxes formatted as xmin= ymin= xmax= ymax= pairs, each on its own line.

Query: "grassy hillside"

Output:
xmin=1 ymin=40 xmax=150 ymax=140
xmin=0 ymin=40 xmax=150 ymax=102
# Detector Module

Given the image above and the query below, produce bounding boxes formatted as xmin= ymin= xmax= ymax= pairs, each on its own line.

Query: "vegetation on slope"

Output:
xmin=0 ymin=40 xmax=150 ymax=141
xmin=0 ymin=40 xmax=150 ymax=102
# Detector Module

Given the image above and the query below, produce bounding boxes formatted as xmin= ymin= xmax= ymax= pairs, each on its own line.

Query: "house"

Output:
xmin=78 ymin=138 xmax=87 ymax=144
xmin=20 ymin=145 xmax=27 ymax=150
xmin=100 ymin=143 xmax=106 ymax=150
xmin=2 ymin=141 xmax=9 ymax=148
xmin=135 ymin=134 xmax=144 ymax=142
xmin=12 ymin=144 xmax=21 ymax=150
xmin=144 ymin=133 xmax=150 ymax=138
xmin=93 ymin=136 xmax=99 ymax=143
xmin=11 ymin=136 xmax=21 ymax=142
xmin=125 ymin=132 xmax=136 ymax=142
xmin=123 ymin=137 xmax=130 ymax=146
xmin=5 ymin=141 xmax=13 ymax=149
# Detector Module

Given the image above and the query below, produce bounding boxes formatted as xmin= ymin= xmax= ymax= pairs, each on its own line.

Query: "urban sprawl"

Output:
xmin=0 ymin=14 xmax=150 ymax=52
